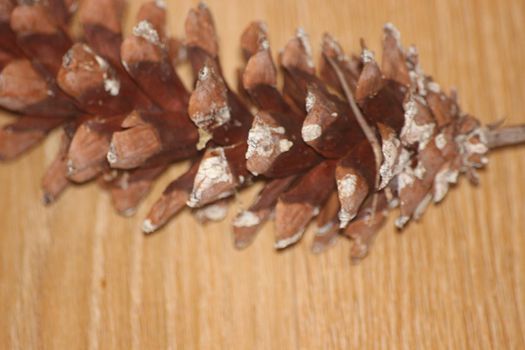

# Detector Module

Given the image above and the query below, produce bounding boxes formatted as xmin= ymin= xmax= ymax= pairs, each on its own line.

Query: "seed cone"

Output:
xmin=0 ymin=1 xmax=524 ymax=261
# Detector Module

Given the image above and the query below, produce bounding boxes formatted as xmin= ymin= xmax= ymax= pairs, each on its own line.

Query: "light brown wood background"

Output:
xmin=1 ymin=0 xmax=525 ymax=349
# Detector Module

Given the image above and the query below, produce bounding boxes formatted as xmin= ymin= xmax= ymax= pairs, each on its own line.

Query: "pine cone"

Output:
xmin=1 ymin=0 xmax=523 ymax=261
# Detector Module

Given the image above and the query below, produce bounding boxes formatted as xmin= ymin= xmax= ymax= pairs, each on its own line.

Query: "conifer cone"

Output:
xmin=1 ymin=0 xmax=524 ymax=261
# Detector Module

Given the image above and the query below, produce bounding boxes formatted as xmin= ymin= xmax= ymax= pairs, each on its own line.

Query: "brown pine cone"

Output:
xmin=1 ymin=0 xmax=524 ymax=261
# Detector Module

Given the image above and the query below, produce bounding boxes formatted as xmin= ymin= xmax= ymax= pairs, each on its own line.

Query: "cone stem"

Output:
xmin=487 ymin=124 xmax=525 ymax=150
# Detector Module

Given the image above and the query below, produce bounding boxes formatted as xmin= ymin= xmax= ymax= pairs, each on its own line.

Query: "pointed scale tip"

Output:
xmin=234 ymin=238 xmax=251 ymax=250
xmin=42 ymin=192 xmax=54 ymax=206
xmin=107 ymin=143 xmax=117 ymax=164
xmin=274 ymin=229 xmax=305 ymax=250
xmin=232 ymin=210 xmax=263 ymax=250
xmin=144 ymin=188 xmax=189 ymax=233
xmin=142 ymin=219 xmax=157 ymax=234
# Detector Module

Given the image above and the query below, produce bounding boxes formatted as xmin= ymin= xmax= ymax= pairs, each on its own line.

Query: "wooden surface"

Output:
xmin=1 ymin=0 xmax=525 ymax=348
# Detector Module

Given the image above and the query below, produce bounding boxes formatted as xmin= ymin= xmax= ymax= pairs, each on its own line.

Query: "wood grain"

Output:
xmin=1 ymin=0 xmax=525 ymax=348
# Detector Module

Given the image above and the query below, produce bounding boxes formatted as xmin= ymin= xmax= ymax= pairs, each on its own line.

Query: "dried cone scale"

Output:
xmin=1 ymin=1 xmax=525 ymax=261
